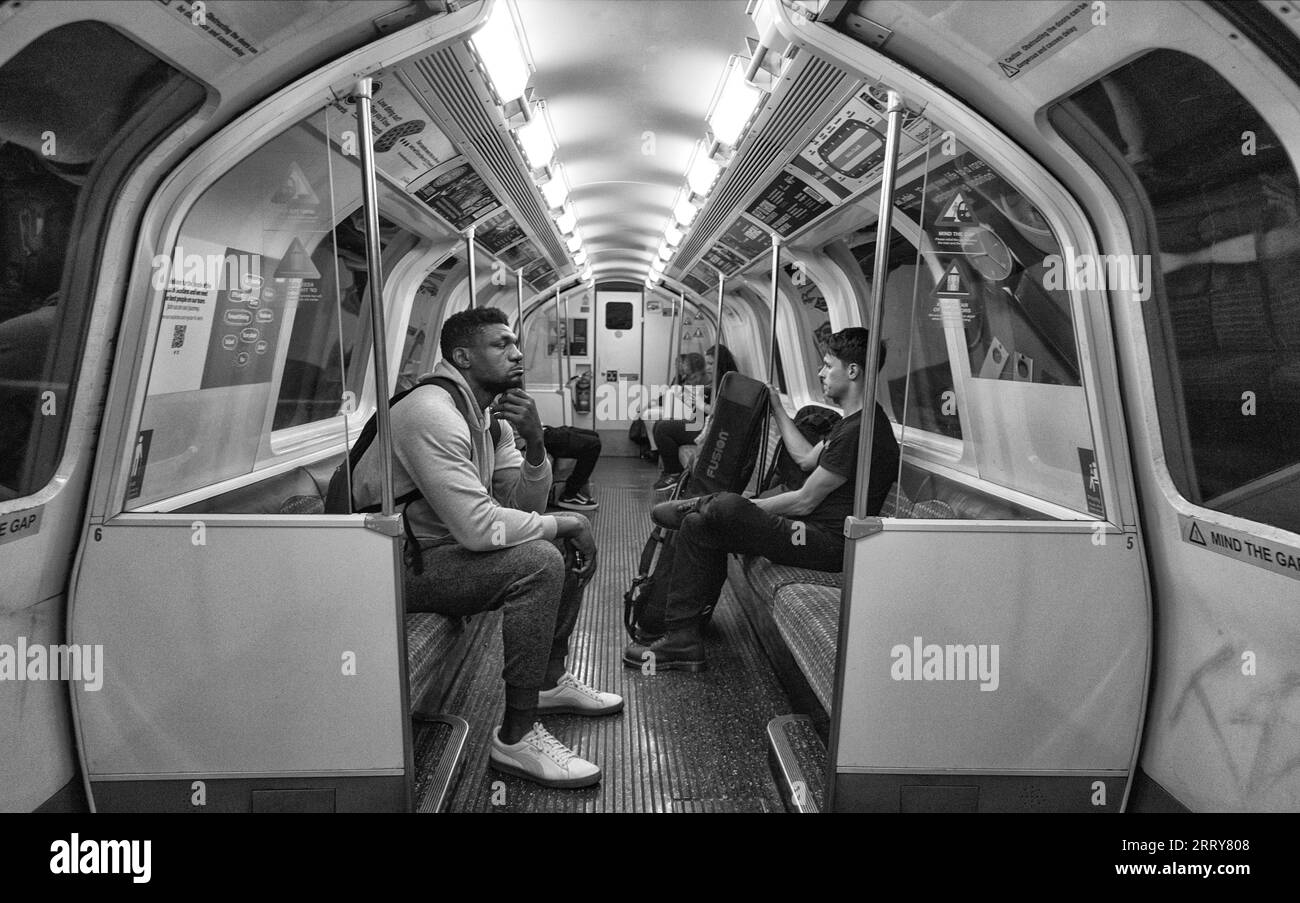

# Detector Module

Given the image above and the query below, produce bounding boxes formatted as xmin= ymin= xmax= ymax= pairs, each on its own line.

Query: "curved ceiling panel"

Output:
xmin=515 ymin=0 xmax=755 ymax=285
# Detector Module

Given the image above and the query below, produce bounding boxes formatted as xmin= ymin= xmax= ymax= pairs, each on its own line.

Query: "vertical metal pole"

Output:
xmin=711 ymin=267 xmax=726 ymax=406
xmin=515 ymin=269 xmax=525 ymax=341
xmin=554 ymin=283 xmax=564 ymax=409
xmin=854 ymin=90 xmax=905 ymax=519
xmin=354 ymin=77 xmax=394 ymax=517
xmin=515 ymin=269 xmax=526 ymax=387
xmin=757 ymin=231 xmax=781 ymax=485
xmin=464 ymin=225 xmax=477 ymax=309
xmin=664 ymin=291 xmax=680 ymax=388
xmin=560 ymin=287 xmax=571 ymax=427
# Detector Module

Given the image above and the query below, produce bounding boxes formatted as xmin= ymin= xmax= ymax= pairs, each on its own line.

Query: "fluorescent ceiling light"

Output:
xmin=673 ymin=194 xmax=699 ymax=227
xmin=566 ymin=232 xmax=583 ymax=253
xmin=518 ymin=115 xmax=555 ymax=169
xmin=541 ymin=173 xmax=568 ymax=209
xmin=658 ymin=244 xmax=672 ymax=262
xmin=708 ymin=56 xmax=763 ymax=147
xmin=555 ymin=208 xmax=576 ymax=234
xmin=473 ymin=0 xmax=530 ymax=104
xmin=664 ymin=223 xmax=684 ymax=247
xmin=573 ymin=248 xmax=588 ymax=267
xmin=649 ymin=259 xmax=665 ymax=277
xmin=686 ymin=145 xmax=721 ymax=196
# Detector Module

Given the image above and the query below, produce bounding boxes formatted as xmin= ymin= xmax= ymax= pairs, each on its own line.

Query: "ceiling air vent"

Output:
xmin=673 ymin=52 xmax=854 ymax=276
xmin=409 ymin=48 xmax=570 ymax=270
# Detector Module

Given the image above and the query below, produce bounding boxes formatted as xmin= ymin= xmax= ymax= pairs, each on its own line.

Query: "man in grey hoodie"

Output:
xmin=354 ymin=307 xmax=620 ymax=789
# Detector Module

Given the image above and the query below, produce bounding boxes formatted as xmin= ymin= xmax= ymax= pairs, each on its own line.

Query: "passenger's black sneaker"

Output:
xmin=556 ymin=491 xmax=599 ymax=510
xmin=622 ymin=627 xmax=706 ymax=672
xmin=652 ymin=473 xmax=681 ymax=492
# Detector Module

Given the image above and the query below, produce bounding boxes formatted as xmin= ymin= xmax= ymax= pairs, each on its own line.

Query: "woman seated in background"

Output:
xmin=652 ymin=344 xmax=737 ymax=491
xmin=630 ymin=351 xmax=709 ymax=461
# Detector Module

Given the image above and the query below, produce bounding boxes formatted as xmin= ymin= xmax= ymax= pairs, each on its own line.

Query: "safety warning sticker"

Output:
xmin=0 ymin=505 xmax=42 ymax=547
xmin=989 ymin=1 xmax=1098 ymax=80
xmin=1178 ymin=515 xmax=1300 ymax=583
xmin=159 ymin=1 xmax=260 ymax=59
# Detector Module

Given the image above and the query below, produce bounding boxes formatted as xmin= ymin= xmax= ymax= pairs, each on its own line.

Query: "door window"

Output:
xmin=1060 ymin=50 xmax=1300 ymax=534
xmin=0 ymin=23 xmax=201 ymax=501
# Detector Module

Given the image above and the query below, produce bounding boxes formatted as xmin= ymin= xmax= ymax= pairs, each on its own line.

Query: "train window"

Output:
xmin=0 ymin=23 xmax=202 ymax=502
xmin=605 ymin=301 xmax=634 ymax=330
xmin=273 ymin=211 xmax=408 ymax=431
xmin=784 ymin=261 xmax=831 ymax=400
xmin=523 ymin=297 xmax=566 ymax=386
xmin=885 ymin=133 xmax=1103 ymax=517
xmin=1060 ymin=50 xmax=1300 ymax=534
xmin=126 ymin=105 xmax=365 ymax=510
xmin=396 ymin=256 xmax=459 ymax=390
xmin=854 ymin=226 xmax=962 ymax=440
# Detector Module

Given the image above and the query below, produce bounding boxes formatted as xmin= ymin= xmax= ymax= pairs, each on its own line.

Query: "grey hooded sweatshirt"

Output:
xmin=353 ymin=360 xmax=558 ymax=553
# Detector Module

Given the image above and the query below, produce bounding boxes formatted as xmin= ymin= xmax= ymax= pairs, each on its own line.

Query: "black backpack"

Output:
xmin=759 ymin=404 xmax=842 ymax=493
xmin=324 ymin=375 xmax=500 ymax=572
xmin=622 ymin=372 xmax=772 ymax=641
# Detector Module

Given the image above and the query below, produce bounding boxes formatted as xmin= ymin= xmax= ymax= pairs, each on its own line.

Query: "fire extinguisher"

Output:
xmin=569 ymin=372 xmax=591 ymax=414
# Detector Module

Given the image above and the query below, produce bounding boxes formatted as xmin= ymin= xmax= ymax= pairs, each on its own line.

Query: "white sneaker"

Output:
xmin=490 ymin=723 xmax=601 ymax=788
xmin=537 ymin=672 xmax=624 ymax=716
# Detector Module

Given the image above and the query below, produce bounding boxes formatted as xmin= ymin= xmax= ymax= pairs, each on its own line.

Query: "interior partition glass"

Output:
xmin=126 ymin=106 xmax=362 ymax=510
xmin=888 ymin=130 xmax=1102 ymax=520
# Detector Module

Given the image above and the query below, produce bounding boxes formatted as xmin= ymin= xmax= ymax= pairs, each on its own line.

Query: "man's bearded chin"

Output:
xmin=485 ymin=373 xmax=523 ymax=394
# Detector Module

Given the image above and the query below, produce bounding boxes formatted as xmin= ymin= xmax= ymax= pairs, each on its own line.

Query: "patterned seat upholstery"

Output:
xmin=405 ymin=612 xmax=469 ymax=713
xmin=772 ymin=582 xmax=841 ymax=711
xmin=732 ymin=481 xmax=964 ymax=713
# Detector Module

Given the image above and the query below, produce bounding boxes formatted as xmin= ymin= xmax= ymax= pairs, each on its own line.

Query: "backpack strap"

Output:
xmin=395 ymin=376 xmax=503 ymax=574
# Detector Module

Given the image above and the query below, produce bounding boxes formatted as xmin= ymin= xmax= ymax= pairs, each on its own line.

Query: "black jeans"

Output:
xmin=543 ymin=426 xmax=601 ymax=494
xmin=664 ymin=492 xmax=845 ymax=630
xmin=653 ymin=419 xmax=702 ymax=474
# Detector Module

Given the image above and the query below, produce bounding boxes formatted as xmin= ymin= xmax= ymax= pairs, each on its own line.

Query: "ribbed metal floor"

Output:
xmin=441 ymin=457 xmax=792 ymax=813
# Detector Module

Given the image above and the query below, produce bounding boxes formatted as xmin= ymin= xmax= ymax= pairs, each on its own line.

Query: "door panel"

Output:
xmin=594 ymin=290 xmax=642 ymax=431
xmin=830 ymin=88 xmax=1150 ymax=811
xmin=71 ymin=521 xmax=404 ymax=776
xmin=838 ymin=525 xmax=1145 ymax=773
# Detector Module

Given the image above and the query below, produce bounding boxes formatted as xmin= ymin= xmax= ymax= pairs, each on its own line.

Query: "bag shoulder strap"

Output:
xmin=421 ymin=376 xmax=502 ymax=447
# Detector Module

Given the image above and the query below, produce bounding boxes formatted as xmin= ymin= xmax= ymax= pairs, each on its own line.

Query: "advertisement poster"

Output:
xmin=746 ymin=169 xmax=833 ymax=237
xmin=330 ymin=77 xmax=455 ymax=188
xmin=198 ymin=244 xmax=291 ymax=390
xmin=719 ymin=216 xmax=771 ymax=261
xmin=415 ymin=157 xmax=501 ymax=229
xmin=476 ymin=207 xmax=527 ymax=254
xmin=148 ymin=236 xmax=229 ymax=395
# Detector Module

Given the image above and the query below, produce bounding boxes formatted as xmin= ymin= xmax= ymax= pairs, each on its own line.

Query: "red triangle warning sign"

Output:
xmin=1188 ymin=522 xmax=1207 ymax=546
xmin=937 ymin=191 xmax=973 ymax=224
xmin=934 ymin=261 xmax=970 ymax=297
xmin=271 ymin=162 xmax=321 ymax=206
xmin=273 ymin=237 xmax=321 ymax=280
xmin=999 ymin=61 xmax=1020 ymax=79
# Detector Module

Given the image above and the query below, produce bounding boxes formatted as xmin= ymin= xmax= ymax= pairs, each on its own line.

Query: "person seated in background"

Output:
xmin=352 ymin=307 xmax=621 ymax=789
xmin=626 ymin=328 xmax=898 ymax=671
xmin=652 ymin=344 xmax=737 ymax=490
xmin=630 ymin=352 xmax=708 ymax=463
xmin=542 ymin=423 xmax=602 ymax=510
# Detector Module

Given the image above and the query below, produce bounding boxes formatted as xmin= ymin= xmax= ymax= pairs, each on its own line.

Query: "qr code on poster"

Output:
xmin=171 ymin=324 xmax=186 ymax=349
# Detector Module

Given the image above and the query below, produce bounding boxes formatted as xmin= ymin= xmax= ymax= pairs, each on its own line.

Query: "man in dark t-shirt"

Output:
xmin=624 ymin=327 xmax=900 ymax=671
